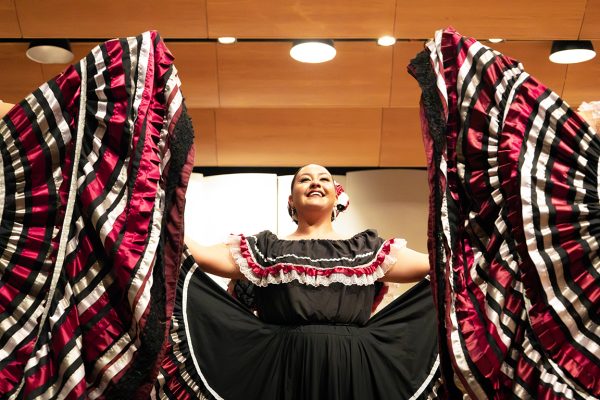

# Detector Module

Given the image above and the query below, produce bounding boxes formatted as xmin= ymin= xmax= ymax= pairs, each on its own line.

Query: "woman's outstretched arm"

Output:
xmin=0 ymin=101 xmax=14 ymax=118
xmin=382 ymin=245 xmax=430 ymax=283
xmin=185 ymin=236 xmax=244 ymax=279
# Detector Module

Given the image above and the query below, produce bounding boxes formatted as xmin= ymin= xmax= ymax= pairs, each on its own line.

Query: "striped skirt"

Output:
xmin=0 ymin=32 xmax=194 ymax=399
xmin=410 ymin=28 xmax=600 ymax=399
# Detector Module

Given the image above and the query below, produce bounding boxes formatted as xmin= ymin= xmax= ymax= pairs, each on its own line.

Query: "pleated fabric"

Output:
xmin=153 ymin=248 xmax=441 ymax=400
xmin=409 ymin=27 xmax=600 ymax=399
xmin=0 ymin=31 xmax=194 ymax=399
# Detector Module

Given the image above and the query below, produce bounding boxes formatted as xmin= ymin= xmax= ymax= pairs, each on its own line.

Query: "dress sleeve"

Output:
xmin=382 ymin=238 xmax=408 ymax=273
xmin=226 ymin=233 xmax=252 ymax=278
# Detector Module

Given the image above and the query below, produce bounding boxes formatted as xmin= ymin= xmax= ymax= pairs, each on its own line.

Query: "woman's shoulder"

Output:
xmin=248 ymin=229 xmax=383 ymax=253
xmin=233 ymin=229 xmax=386 ymax=260
xmin=257 ymin=228 xmax=381 ymax=242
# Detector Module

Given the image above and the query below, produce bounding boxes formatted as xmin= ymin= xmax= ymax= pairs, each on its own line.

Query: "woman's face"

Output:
xmin=289 ymin=164 xmax=337 ymax=218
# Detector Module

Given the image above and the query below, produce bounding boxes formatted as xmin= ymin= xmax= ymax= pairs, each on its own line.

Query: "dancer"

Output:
xmin=152 ymin=163 xmax=440 ymax=399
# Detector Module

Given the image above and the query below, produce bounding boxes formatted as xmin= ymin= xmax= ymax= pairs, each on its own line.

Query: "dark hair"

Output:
xmin=290 ymin=166 xmax=304 ymax=193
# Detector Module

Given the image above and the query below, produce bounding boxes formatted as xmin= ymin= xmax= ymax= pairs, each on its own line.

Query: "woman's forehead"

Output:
xmin=297 ymin=164 xmax=331 ymax=176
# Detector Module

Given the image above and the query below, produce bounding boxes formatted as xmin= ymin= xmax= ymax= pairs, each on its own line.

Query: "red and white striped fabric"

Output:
xmin=410 ymin=28 xmax=600 ymax=399
xmin=0 ymin=31 xmax=194 ymax=399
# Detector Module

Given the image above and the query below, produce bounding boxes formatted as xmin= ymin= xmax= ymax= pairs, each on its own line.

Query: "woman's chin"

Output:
xmin=297 ymin=203 xmax=333 ymax=215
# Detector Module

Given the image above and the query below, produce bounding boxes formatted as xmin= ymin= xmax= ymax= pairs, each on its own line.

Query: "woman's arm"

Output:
xmin=0 ymin=101 xmax=15 ymax=118
xmin=382 ymin=245 xmax=430 ymax=283
xmin=186 ymin=236 xmax=244 ymax=279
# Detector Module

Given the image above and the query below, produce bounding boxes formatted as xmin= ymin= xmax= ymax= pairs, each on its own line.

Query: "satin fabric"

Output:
xmin=410 ymin=27 xmax=600 ymax=399
xmin=153 ymin=245 xmax=440 ymax=400
xmin=0 ymin=32 xmax=194 ymax=399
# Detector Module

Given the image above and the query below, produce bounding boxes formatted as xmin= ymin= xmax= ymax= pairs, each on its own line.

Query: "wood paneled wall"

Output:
xmin=2 ymin=0 xmax=600 ymax=166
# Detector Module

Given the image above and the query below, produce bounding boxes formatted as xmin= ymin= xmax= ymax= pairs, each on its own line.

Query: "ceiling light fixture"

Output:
xmin=488 ymin=38 xmax=504 ymax=43
xmin=549 ymin=40 xmax=596 ymax=64
xmin=377 ymin=36 xmax=396 ymax=46
xmin=218 ymin=37 xmax=237 ymax=44
xmin=26 ymin=39 xmax=74 ymax=64
xmin=290 ymin=39 xmax=336 ymax=63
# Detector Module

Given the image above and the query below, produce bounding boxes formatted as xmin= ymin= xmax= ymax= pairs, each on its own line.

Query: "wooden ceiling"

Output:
xmin=2 ymin=0 xmax=600 ymax=167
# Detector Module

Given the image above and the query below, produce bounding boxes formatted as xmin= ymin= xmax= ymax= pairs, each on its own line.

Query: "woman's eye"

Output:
xmin=300 ymin=177 xmax=310 ymax=182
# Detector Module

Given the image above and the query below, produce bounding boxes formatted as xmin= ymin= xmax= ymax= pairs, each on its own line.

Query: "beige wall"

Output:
xmin=185 ymin=169 xmax=428 ymax=246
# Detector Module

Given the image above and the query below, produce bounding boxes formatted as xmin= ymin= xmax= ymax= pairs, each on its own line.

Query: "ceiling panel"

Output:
xmin=395 ymin=0 xmax=587 ymax=40
xmin=188 ymin=108 xmax=218 ymax=166
xmin=206 ymin=0 xmax=396 ymax=38
xmin=217 ymin=42 xmax=393 ymax=107
xmin=0 ymin=43 xmax=44 ymax=103
xmin=562 ymin=41 xmax=600 ymax=107
xmin=490 ymin=41 xmax=568 ymax=96
xmin=0 ymin=0 xmax=21 ymax=37
xmin=390 ymin=41 xmax=427 ymax=107
xmin=380 ymin=108 xmax=425 ymax=167
xmin=15 ymin=0 xmax=208 ymax=38
xmin=37 ymin=42 xmax=220 ymax=108
xmin=580 ymin=0 xmax=600 ymax=39
xmin=215 ymin=108 xmax=382 ymax=166
xmin=41 ymin=43 xmax=96 ymax=81
xmin=168 ymin=43 xmax=220 ymax=108
xmin=2 ymin=0 xmax=600 ymax=168
xmin=38 ymin=42 xmax=219 ymax=106
xmin=393 ymin=41 xmax=569 ymax=107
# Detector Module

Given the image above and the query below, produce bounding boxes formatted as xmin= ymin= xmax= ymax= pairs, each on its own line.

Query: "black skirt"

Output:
xmin=152 ymin=252 xmax=440 ymax=400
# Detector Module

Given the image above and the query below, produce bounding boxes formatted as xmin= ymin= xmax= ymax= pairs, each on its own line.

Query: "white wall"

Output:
xmin=184 ymin=173 xmax=278 ymax=245
xmin=342 ymin=169 xmax=429 ymax=252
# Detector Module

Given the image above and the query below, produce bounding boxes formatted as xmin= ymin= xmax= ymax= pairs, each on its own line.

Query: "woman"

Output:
xmin=187 ymin=164 xmax=431 ymax=282
xmin=152 ymin=163 xmax=440 ymax=399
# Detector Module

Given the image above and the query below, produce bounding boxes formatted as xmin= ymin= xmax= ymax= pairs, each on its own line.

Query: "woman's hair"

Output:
xmin=289 ymin=166 xmax=304 ymax=193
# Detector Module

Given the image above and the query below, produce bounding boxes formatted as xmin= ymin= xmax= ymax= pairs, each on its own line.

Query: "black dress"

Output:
xmin=153 ymin=230 xmax=440 ymax=399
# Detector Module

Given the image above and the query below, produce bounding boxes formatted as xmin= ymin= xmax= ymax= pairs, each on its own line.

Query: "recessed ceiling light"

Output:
xmin=290 ymin=40 xmax=336 ymax=63
xmin=26 ymin=39 xmax=74 ymax=64
xmin=218 ymin=37 xmax=237 ymax=44
xmin=377 ymin=36 xmax=396 ymax=46
xmin=488 ymin=38 xmax=504 ymax=43
xmin=549 ymin=40 xmax=596 ymax=64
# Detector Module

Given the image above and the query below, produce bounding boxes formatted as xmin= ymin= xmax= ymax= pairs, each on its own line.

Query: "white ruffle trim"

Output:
xmin=227 ymin=235 xmax=407 ymax=287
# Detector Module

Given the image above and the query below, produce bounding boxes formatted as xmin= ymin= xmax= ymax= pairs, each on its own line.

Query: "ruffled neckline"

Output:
xmin=228 ymin=230 xmax=404 ymax=287
xmin=264 ymin=229 xmax=377 ymax=243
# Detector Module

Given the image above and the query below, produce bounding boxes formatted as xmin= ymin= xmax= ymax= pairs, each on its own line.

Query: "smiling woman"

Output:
xmin=159 ymin=163 xmax=440 ymax=399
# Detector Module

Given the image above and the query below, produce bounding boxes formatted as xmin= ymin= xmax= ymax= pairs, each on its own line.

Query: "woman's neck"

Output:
xmin=288 ymin=220 xmax=342 ymax=240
